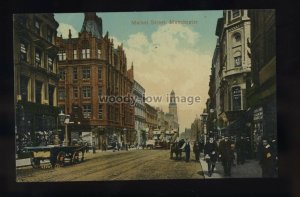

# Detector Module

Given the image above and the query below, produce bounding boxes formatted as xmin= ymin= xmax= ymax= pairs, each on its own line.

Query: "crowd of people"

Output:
xmin=170 ymin=133 xmax=278 ymax=178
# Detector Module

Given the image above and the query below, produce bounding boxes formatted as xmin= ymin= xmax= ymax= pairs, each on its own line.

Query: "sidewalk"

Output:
xmin=199 ymin=154 xmax=262 ymax=179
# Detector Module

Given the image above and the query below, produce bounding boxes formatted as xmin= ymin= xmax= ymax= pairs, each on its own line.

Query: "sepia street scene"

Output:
xmin=14 ymin=10 xmax=277 ymax=181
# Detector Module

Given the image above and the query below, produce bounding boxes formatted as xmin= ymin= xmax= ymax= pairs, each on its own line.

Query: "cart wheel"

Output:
xmin=72 ymin=151 xmax=80 ymax=164
xmin=56 ymin=151 xmax=66 ymax=167
xmin=30 ymin=158 xmax=40 ymax=169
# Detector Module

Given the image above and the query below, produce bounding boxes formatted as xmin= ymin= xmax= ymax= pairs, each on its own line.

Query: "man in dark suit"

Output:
xmin=204 ymin=136 xmax=218 ymax=177
xmin=219 ymin=135 xmax=234 ymax=176
xmin=259 ymin=138 xmax=276 ymax=177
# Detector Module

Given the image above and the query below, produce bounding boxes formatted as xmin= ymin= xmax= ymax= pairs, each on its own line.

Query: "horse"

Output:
xmin=170 ymin=139 xmax=185 ymax=160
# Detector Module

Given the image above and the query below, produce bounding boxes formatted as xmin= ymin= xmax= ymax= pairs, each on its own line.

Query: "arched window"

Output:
xmin=233 ymin=32 xmax=241 ymax=42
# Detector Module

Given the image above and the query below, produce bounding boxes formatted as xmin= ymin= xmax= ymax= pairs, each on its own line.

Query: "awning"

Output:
xmin=225 ymin=108 xmax=253 ymax=136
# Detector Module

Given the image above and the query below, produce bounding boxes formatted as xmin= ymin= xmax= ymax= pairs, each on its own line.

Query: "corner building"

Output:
xmin=215 ymin=10 xmax=252 ymax=135
xmin=56 ymin=13 xmax=134 ymax=150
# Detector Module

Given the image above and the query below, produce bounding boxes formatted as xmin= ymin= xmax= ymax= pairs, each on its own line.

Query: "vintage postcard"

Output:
xmin=14 ymin=10 xmax=277 ymax=182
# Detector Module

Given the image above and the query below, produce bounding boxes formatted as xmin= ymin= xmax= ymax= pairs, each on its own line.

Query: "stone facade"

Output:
xmin=14 ymin=14 xmax=60 ymax=152
xmin=215 ymin=10 xmax=252 ymax=130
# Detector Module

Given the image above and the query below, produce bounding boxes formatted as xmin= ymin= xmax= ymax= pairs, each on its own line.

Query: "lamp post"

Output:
xmin=123 ymin=128 xmax=127 ymax=149
xmin=58 ymin=110 xmax=70 ymax=146
xmin=200 ymin=112 xmax=208 ymax=144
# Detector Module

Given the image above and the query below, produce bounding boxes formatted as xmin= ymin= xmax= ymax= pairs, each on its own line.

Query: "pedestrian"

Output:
xmin=92 ymin=142 xmax=96 ymax=154
xmin=199 ymin=139 xmax=204 ymax=156
xmin=236 ymin=136 xmax=246 ymax=165
xmin=245 ymin=136 xmax=251 ymax=159
xmin=218 ymin=135 xmax=235 ymax=177
xmin=204 ymin=136 xmax=218 ymax=177
xmin=259 ymin=138 xmax=276 ymax=177
xmin=193 ymin=141 xmax=200 ymax=161
xmin=184 ymin=141 xmax=191 ymax=162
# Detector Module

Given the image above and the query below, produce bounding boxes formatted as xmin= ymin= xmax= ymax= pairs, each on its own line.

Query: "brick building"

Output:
xmin=56 ymin=13 xmax=134 ymax=149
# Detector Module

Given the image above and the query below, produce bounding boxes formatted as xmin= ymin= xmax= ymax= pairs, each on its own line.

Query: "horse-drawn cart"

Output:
xmin=24 ymin=145 xmax=86 ymax=169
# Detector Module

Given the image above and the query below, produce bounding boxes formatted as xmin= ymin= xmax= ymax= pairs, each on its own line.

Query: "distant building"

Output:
xmin=145 ymin=103 xmax=158 ymax=140
xmin=133 ymin=80 xmax=146 ymax=146
xmin=14 ymin=13 xmax=60 ymax=152
xmin=56 ymin=13 xmax=134 ymax=149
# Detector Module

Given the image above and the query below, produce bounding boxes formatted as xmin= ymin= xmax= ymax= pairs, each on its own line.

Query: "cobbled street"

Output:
xmin=16 ymin=149 xmax=204 ymax=182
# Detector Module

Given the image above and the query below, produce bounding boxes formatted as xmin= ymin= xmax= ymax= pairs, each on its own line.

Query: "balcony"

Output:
xmin=223 ymin=66 xmax=251 ymax=78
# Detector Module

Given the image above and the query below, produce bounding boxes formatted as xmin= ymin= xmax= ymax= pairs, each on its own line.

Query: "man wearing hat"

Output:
xmin=218 ymin=134 xmax=235 ymax=176
xmin=259 ymin=138 xmax=276 ymax=177
xmin=204 ymin=136 xmax=218 ymax=177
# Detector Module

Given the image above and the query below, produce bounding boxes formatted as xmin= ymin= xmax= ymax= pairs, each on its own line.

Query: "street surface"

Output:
xmin=16 ymin=149 xmax=204 ymax=182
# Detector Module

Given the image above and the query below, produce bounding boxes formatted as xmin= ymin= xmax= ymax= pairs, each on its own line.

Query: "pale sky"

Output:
xmin=54 ymin=11 xmax=222 ymax=132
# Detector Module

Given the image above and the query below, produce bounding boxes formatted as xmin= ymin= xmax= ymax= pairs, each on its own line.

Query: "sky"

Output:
xmin=54 ymin=11 xmax=223 ymax=132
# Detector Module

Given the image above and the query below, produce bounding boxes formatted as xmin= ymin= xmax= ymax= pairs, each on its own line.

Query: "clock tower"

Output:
xmin=81 ymin=12 xmax=103 ymax=38
xmin=169 ymin=90 xmax=178 ymax=123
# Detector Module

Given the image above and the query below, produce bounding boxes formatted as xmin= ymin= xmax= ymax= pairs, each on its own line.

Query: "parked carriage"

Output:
xmin=24 ymin=144 xmax=86 ymax=169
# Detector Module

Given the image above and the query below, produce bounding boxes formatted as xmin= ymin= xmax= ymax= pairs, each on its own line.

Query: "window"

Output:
xmin=98 ymin=86 xmax=102 ymax=97
xmin=73 ymin=87 xmax=78 ymax=98
xmin=48 ymin=85 xmax=55 ymax=106
xmin=82 ymin=48 xmax=90 ymax=59
xmin=234 ymin=33 xmax=241 ymax=42
xmin=20 ymin=76 xmax=29 ymax=102
xmin=35 ymin=48 xmax=42 ymax=67
xmin=47 ymin=28 xmax=53 ymax=43
xmin=83 ymin=104 xmax=91 ymax=118
xmin=73 ymin=50 xmax=77 ymax=60
xmin=35 ymin=81 xmax=43 ymax=104
xmin=234 ymin=56 xmax=242 ymax=67
xmin=73 ymin=68 xmax=77 ymax=80
xmin=232 ymin=86 xmax=241 ymax=111
xmin=20 ymin=42 xmax=28 ymax=61
xmin=34 ymin=20 xmax=41 ymax=35
xmin=82 ymin=86 xmax=91 ymax=98
xmin=98 ymin=104 xmax=103 ymax=119
xmin=98 ymin=66 xmax=102 ymax=80
xmin=232 ymin=10 xmax=240 ymax=18
xmin=58 ymin=50 xmax=66 ymax=61
xmin=59 ymin=68 xmax=65 ymax=80
xmin=82 ymin=67 xmax=90 ymax=79
xmin=98 ymin=49 xmax=101 ymax=59
xmin=58 ymin=88 xmax=65 ymax=100
xmin=48 ymin=57 xmax=54 ymax=72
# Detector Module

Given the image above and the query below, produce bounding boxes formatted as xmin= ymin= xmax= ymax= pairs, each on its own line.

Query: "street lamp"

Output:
xmin=58 ymin=110 xmax=71 ymax=146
